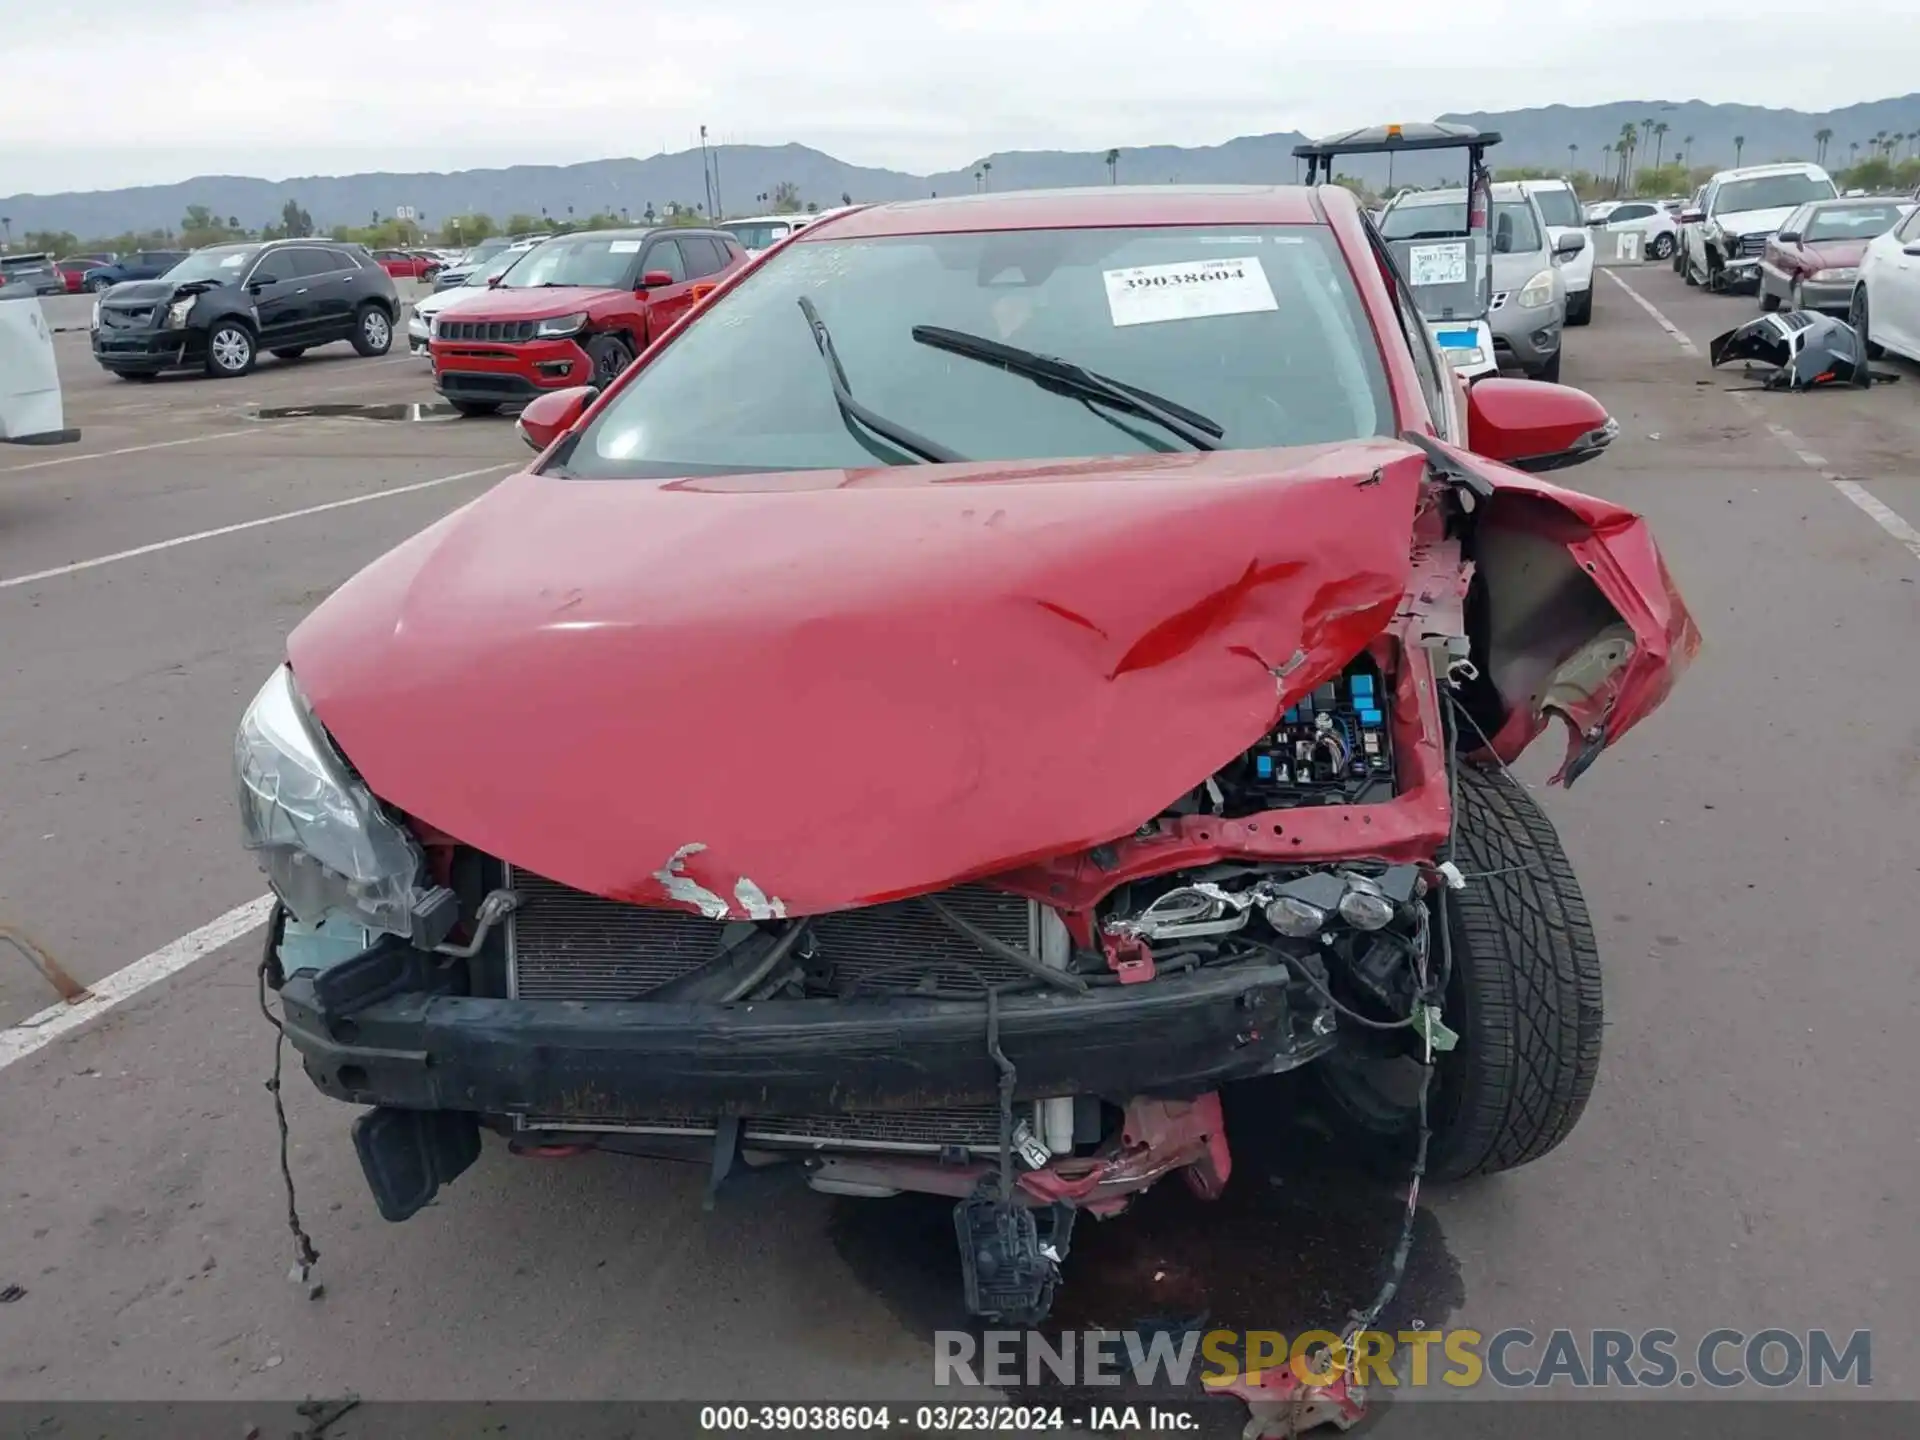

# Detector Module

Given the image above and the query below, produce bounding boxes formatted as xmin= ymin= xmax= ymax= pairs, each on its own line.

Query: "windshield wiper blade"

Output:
xmin=909 ymin=325 xmax=1221 ymax=450
xmin=799 ymin=297 xmax=963 ymax=465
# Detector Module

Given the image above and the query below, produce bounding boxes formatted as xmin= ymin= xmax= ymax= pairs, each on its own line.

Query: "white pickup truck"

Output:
xmin=0 ymin=296 xmax=79 ymax=446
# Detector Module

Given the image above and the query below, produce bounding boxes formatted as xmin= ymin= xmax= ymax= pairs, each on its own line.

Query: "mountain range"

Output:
xmin=6 ymin=94 xmax=1918 ymax=240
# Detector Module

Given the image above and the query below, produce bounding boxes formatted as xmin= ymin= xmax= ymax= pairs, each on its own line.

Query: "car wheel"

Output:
xmin=449 ymin=400 xmax=500 ymax=417
xmin=1531 ymin=347 xmax=1562 ymax=383
xmin=351 ymin=304 xmax=394 ymax=357
xmin=1565 ymin=289 xmax=1592 ymax=327
xmin=89 ymin=276 xmax=113 ymax=293
xmin=204 ymin=321 xmax=256 ymax=378
xmin=1849 ymin=287 xmax=1885 ymax=359
xmin=1312 ymin=764 xmax=1603 ymax=1181
xmin=584 ymin=333 xmax=636 ymax=387
xmin=1650 ymin=233 xmax=1675 ymax=260
xmin=271 ymin=347 xmax=307 ymax=360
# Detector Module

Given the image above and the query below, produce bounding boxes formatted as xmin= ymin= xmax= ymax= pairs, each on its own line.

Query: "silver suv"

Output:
xmin=1378 ymin=182 xmax=1569 ymax=381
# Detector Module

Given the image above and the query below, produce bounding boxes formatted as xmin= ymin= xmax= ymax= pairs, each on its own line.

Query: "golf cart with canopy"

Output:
xmin=1296 ymin=122 xmax=1502 ymax=380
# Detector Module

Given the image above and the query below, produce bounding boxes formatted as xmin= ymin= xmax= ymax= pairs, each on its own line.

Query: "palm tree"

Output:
xmin=1652 ymin=121 xmax=1670 ymax=170
xmin=973 ymin=168 xmax=983 ymax=192
xmin=1568 ymin=142 xmax=1579 ymax=179
xmin=1682 ymin=134 xmax=1695 ymax=169
xmin=1872 ymin=129 xmax=1889 ymax=159
xmin=981 ymin=160 xmax=993 ymax=191
xmin=1617 ymin=122 xmax=1640 ymax=192
xmin=1850 ymin=140 xmax=1861 ymax=164
xmin=1814 ymin=127 xmax=1833 ymax=164
xmin=1733 ymin=135 xmax=1746 ymax=165
xmin=1105 ymin=148 xmax=1120 ymax=184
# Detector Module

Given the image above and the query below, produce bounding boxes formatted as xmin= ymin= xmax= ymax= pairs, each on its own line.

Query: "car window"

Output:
xmin=323 ymin=247 xmax=363 ymax=271
xmin=1530 ymin=188 xmax=1582 ymax=228
xmin=724 ymin=221 xmax=789 ymax=250
xmin=1370 ymin=234 xmax=1450 ymax=440
xmin=163 ymin=244 xmax=260 ymax=282
xmin=1803 ymin=204 xmax=1904 ymax=241
xmin=1896 ymin=208 xmax=1920 ymax=243
xmin=280 ymin=248 xmax=336 ymax=278
xmin=641 ymin=239 xmax=687 ymax=283
xmin=1381 ymin=199 xmax=1540 ymax=253
xmin=1713 ymin=173 xmax=1834 ymax=214
xmin=1611 ymin=204 xmax=1652 ymax=222
xmin=568 ymin=224 xmax=1393 ymax=478
xmin=500 ymin=234 xmax=642 ymax=289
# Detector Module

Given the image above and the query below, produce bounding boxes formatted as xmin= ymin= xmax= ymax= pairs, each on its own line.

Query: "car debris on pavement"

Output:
xmin=1709 ymin=310 xmax=1900 ymax=390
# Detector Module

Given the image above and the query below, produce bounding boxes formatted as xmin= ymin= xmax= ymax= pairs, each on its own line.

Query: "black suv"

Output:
xmin=92 ymin=239 xmax=401 ymax=380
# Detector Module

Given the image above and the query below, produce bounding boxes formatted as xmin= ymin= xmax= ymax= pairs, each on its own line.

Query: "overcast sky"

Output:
xmin=3 ymin=0 xmax=1916 ymax=194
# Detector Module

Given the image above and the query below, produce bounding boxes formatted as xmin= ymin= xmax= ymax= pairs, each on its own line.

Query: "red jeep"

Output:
xmin=427 ymin=228 xmax=745 ymax=415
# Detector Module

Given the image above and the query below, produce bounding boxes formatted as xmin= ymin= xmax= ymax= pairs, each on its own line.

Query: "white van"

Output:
xmin=0 ymin=296 xmax=79 ymax=446
xmin=1515 ymin=178 xmax=1595 ymax=325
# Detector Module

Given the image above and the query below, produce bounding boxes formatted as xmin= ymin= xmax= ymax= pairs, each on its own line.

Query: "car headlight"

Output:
xmin=90 ymin=299 xmax=102 ymax=329
xmin=234 ymin=664 xmax=424 ymax=938
xmin=1516 ymin=269 xmax=1556 ymax=309
xmin=165 ymin=297 xmax=195 ymax=329
xmin=1810 ymin=267 xmax=1857 ymax=283
xmin=534 ymin=311 xmax=588 ymax=338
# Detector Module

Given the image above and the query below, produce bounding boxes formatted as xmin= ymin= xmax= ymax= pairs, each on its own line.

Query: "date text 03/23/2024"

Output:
xmin=699 ymin=1405 xmax=1198 ymax=1431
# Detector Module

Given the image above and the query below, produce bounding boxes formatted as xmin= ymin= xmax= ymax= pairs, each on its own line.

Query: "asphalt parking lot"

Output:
xmin=2 ymin=263 xmax=1918 ymax=1419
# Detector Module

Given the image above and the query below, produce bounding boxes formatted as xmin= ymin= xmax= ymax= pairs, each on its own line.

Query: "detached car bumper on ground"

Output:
xmin=242 ymin=185 xmax=1695 ymax=1331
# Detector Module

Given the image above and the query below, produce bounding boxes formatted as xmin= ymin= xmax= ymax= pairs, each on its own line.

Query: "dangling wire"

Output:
xmin=256 ymin=905 xmax=320 ymax=1282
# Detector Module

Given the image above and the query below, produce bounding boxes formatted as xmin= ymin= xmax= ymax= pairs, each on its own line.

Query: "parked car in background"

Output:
xmin=1377 ymin=182 xmax=1571 ymax=380
xmin=719 ymin=214 xmax=813 ymax=257
xmin=373 ymin=249 xmax=444 ymax=281
xmin=57 ymin=254 xmax=116 ymax=292
xmin=434 ymin=235 xmax=549 ymax=290
xmin=407 ymin=246 xmax=535 ymax=357
xmin=1594 ymin=199 xmax=1681 ymax=260
xmin=1758 ymin=198 xmax=1912 ymax=315
xmin=1682 ymin=163 xmax=1836 ymax=292
xmin=1516 ymin=178 xmax=1593 ymax=324
xmin=83 ymin=251 xmax=190 ymax=291
xmin=245 ymin=185 xmax=1696 ymax=1335
xmin=92 ymin=239 xmax=401 ymax=380
xmin=1584 ymin=200 xmax=1621 ymax=224
xmin=1849 ymin=202 xmax=1920 ymax=364
xmin=0 ymin=253 xmax=67 ymax=297
xmin=428 ymin=227 xmax=745 ymax=413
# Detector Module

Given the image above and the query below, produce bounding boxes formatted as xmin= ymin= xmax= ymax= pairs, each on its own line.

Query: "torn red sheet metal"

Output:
xmin=1206 ymin=1361 xmax=1367 ymax=1438
xmin=290 ymin=442 xmax=1427 ymax=916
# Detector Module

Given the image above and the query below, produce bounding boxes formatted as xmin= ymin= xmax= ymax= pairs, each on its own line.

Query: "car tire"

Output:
xmin=584 ymin=333 xmax=636 ymax=387
xmin=271 ymin=348 xmax=307 ymax=360
xmin=1530 ymin=347 xmax=1562 ymax=383
xmin=204 ymin=321 xmax=256 ymax=378
xmin=1565 ymin=289 xmax=1592 ymax=327
xmin=1312 ymin=764 xmax=1603 ymax=1181
xmin=351 ymin=304 xmax=394 ymax=357
xmin=89 ymin=276 xmax=113 ymax=293
xmin=449 ymin=400 xmax=501 ymax=417
xmin=1760 ymin=287 xmax=1780 ymax=313
xmin=1650 ymin=233 xmax=1675 ymax=260
xmin=1849 ymin=287 xmax=1885 ymax=360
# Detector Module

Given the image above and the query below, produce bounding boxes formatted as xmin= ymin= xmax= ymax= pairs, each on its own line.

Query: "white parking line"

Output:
xmin=0 ymin=461 xmax=514 ymax=590
xmin=0 ymin=895 xmax=273 ymax=1072
xmin=1 ymin=427 xmax=253 ymax=474
xmin=1606 ymin=267 xmax=1920 ymax=565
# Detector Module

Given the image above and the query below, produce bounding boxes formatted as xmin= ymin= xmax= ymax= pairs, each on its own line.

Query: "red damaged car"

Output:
xmin=1757 ymin=197 xmax=1913 ymax=314
xmin=426 ymin=226 xmax=744 ymax=415
xmin=240 ymin=186 xmax=1696 ymax=1327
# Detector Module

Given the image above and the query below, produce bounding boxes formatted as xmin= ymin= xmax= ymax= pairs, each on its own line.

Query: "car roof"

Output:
xmin=1712 ymin=162 xmax=1828 ymax=180
xmin=723 ymin=214 xmax=807 ymax=226
xmin=1516 ymin=177 xmax=1574 ymax=190
xmin=801 ymin=186 xmax=1325 ymax=240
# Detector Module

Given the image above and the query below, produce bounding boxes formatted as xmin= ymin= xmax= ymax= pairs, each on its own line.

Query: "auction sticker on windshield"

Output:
xmin=1103 ymin=256 xmax=1277 ymax=327
xmin=1408 ymin=242 xmax=1469 ymax=287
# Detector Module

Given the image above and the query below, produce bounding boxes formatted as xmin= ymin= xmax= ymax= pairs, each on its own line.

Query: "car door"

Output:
xmin=1880 ymin=207 xmax=1920 ymax=358
xmin=245 ymin=249 xmax=320 ymax=348
xmin=636 ymin=236 xmax=694 ymax=340
xmin=303 ymin=246 xmax=366 ymax=340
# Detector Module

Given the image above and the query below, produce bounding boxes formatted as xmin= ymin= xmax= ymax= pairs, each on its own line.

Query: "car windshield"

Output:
xmin=162 ymin=245 xmax=260 ymax=282
xmin=1531 ymin=189 xmax=1583 ymax=228
xmin=0 ymin=255 xmax=51 ymax=272
xmin=1382 ymin=199 xmax=1540 ymax=253
xmin=724 ymin=221 xmax=789 ymax=250
xmin=466 ymin=250 xmax=526 ymax=286
xmin=1715 ymin=173 xmax=1834 ymax=214
xmin=500 ymin=236 xmax=639 ymax=289
xmin=566 ymin=224 xmax=1393 ymax=478
xmin=1802 ymin=203 xmax=1905 ymax=240
xmin=462 ymin=239 xmax=510 ymax=265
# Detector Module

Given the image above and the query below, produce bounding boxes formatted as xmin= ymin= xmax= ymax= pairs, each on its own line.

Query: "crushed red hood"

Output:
xmin=446 ymin=285 xmax=626 ymax=320
xmin=289 ymin=443 xmax=1431 ymax=915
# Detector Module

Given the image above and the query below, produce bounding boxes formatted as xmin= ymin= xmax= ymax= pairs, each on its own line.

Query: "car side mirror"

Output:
xmin=516 ymin=385 xmax=598 ymax=453
xmin=248 ymin=273 xmax=279 ymax=289
xmin=1679 ymin=210 xmax=1705 ymax=224
xmin=1775 ymin=231 xmax=1802 ymax=244
xmin=1466 ymin=377 xmax=1617 ymax=474
xmin=1553 ymin=232 xmax=1586 ymax=258
xmin=1905 ymin=243 xmax=1920 ymax=258
xmin=638 ymin=269 xmax=675 ymax=290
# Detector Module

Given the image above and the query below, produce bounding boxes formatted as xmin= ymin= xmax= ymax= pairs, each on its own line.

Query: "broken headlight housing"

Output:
xmin=234 ymin=664 xmax=424 ymax=938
